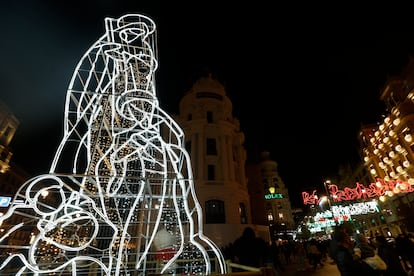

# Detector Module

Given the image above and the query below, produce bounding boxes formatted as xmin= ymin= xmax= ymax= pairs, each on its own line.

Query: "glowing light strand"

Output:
xmin=302 ymin=178 xmax=414 ymax=205
xmin=0 ymin=14 xmax=226 ymax=275
xmin=306 ymin=201 xmax=379 ymax=234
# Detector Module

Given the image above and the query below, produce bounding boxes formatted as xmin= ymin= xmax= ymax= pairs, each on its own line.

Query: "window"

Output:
xmin=239 ymin=202 xmax=247 ymax=224
xmin=3 ymin=126 xmax=11 ymax=139
xmin=205 ymin=200 xmax=225 ymax=224
xmin=206 ymin=138 xmax=217 ymax=155
xmin=207 ymin=165 xmax=215 ymax=180
xmin=207 ymin=111 xmax=213 ymax=123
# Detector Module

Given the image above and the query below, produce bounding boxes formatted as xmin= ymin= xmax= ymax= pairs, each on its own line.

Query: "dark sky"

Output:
xmin=2 ymin=1 xmax=414 ymax=207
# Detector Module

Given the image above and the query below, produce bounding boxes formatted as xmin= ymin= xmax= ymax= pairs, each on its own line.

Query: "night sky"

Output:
xmin=2 ymin=1 xmax=414 ymax=207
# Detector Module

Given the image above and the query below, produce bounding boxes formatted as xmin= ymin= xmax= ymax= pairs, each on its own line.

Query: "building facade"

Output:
xmin=254 ymin=152 xmax=295 ymax=238
xmin=0 ymin=101 xmax=31 ymax=249
xmin=359 ymin=57 xmax=414 ymax=236
xmin=174 ymin=74 xmax=270 ymax=246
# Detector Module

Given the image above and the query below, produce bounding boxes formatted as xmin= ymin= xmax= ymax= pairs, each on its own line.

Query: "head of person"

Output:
xmin=336 ymin=231 xmax=352 ymax=248
xmin=242 ymin=227 xmax=255 ymax=239
xmin=354 ymin=233 xmax=368 ymax=245
xmin=375 ymin=235 xmax=386 ymax=245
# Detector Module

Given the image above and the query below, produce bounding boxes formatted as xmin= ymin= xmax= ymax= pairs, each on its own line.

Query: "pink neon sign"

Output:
xmin=302 ymin=178 xmax=414 ymax=205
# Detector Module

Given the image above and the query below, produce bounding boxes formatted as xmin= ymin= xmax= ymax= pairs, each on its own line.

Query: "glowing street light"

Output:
xmin=318 ymin=196 xmax=329 ymax=208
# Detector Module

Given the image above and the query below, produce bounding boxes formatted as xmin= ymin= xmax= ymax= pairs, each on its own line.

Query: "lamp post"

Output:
xmin=324 ymin=180 xmax=332 ymax=210
xmin=324 ymin=179 xmax=339 ymax=229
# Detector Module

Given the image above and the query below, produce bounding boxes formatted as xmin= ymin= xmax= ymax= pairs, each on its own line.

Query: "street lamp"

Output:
xmin=319 ymin=196 xmax=329 ymax=210
xmin=324 ymin=180 xmax=332 ymax=209
xmin=323 ymin=179 xmax=340 ymax=229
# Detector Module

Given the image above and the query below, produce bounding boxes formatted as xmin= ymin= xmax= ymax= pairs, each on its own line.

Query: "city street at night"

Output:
xmin=2 ymin=2 xmax=414 ymax=276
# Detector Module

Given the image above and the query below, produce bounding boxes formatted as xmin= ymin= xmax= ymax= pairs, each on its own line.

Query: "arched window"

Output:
xmin=205 ymin=200 xmax=225 ymax=224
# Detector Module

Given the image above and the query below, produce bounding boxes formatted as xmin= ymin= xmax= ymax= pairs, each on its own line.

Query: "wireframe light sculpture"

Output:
xmin=0 ymin=14 xmax=226 ymax=275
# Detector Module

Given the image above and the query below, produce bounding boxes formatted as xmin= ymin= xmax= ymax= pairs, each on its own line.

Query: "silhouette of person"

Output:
xmin=335 ymin=231 xmax=377 ymax=276
xmin=232 ymin=227 xmax=268 ymax=268
xmin=376 ymin=235 xmax=406 ymax=276
xmin=270 ymin=239 xmax=285 ymax=272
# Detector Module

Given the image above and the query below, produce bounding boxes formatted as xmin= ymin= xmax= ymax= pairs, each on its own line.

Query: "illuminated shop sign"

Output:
xmin=305 ymin=201 xmax=379 ymax=233
xmin=0 ymin=196 xmax=11 ymax=207
xmin=264 ymin=193 xmax=283 ymax=200
xmin=331 ymin=201 xmax=380 ymax=216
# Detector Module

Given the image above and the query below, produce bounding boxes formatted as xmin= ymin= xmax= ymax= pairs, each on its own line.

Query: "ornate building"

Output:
xmin=174 ymin=74 xmax=271 ymax=246
xmin=359 ymin=57 xmax=414 ymax=235
xmin=0 ymin=101 xmax=30 ymax=198
xmin=259 ymin=152 xmax=295 ymax=238
xmin=0 ymin=101 xmax=31 ymax=253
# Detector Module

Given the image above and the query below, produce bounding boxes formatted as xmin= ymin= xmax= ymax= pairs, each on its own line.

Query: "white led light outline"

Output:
xmin=0 ymin=14 xmax=226 ymax=275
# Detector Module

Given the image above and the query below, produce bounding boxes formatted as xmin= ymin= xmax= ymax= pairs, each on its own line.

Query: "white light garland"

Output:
xmin=0 ymin=14 xmax=226 ymax=275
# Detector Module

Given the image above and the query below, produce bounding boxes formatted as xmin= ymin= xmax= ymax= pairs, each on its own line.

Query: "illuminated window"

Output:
xmin=3 ymin=126 xmax=11 ymax=139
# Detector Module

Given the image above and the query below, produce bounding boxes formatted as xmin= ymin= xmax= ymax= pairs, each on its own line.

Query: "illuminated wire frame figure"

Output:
xmin=0 ymin=14 xmax=226 ymax=275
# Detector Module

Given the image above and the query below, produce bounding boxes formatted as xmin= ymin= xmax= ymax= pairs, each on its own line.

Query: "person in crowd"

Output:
xmin=354 ymin=233 xmax=376 ymax=260
xmin=330 ymin=224 xmax=348 ymax=264
xmin=375 ymin=235 xmax=406 ymax=276
xmin=406 ymin=233 xmax=414 ymax=275
xmin=263 ymin=241 xmax=280 ymax=276
xmin=308 ymin=238 xmax=323 ymax=270
xmin=395 ymin=233 xmax=414 ymax=272
xmin=335 ymin=230 xmax=378 ymax=276
xmin=270 ymin=239 xmax=285 ymax=273
xmin=318 ymin=238 xmax=329 ymax=262
xmin=295 ymin=240 xmax=307 ymax=271
xmin=281 ymin=240 xmax=293 ymax=264
xmin=354 ymin=233 xmax=386 ymax=274
xmin=335 ymin=230 xmax=358 ymax=276
xmin=232 ymin=227 xmax=268 ymax=268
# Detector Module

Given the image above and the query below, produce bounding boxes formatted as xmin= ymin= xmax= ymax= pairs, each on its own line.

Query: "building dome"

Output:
xmin=187 ymin=74 xmax=226 ymax=96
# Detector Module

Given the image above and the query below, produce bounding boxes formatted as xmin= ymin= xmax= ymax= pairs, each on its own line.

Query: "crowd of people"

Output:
xmin=223 ymin=226 xmax=414 ymax=276
xmin=333 ymin=226 xmax=414 ymax=276
xmin=224 ymin=226 xmax=331 ymax=274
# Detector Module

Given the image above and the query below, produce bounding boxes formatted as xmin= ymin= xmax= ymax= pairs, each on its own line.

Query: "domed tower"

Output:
xmin=259 ymin=151 xmax=295 ymax=238
xmin=174 ymin=73 xmax=252 ymax=246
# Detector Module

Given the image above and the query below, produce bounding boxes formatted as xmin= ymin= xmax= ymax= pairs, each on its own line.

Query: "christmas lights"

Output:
xmin=0 ymin=14 xmax=226 ymax=275
xmin=302 ymin=178 xmax=414 ymax=205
